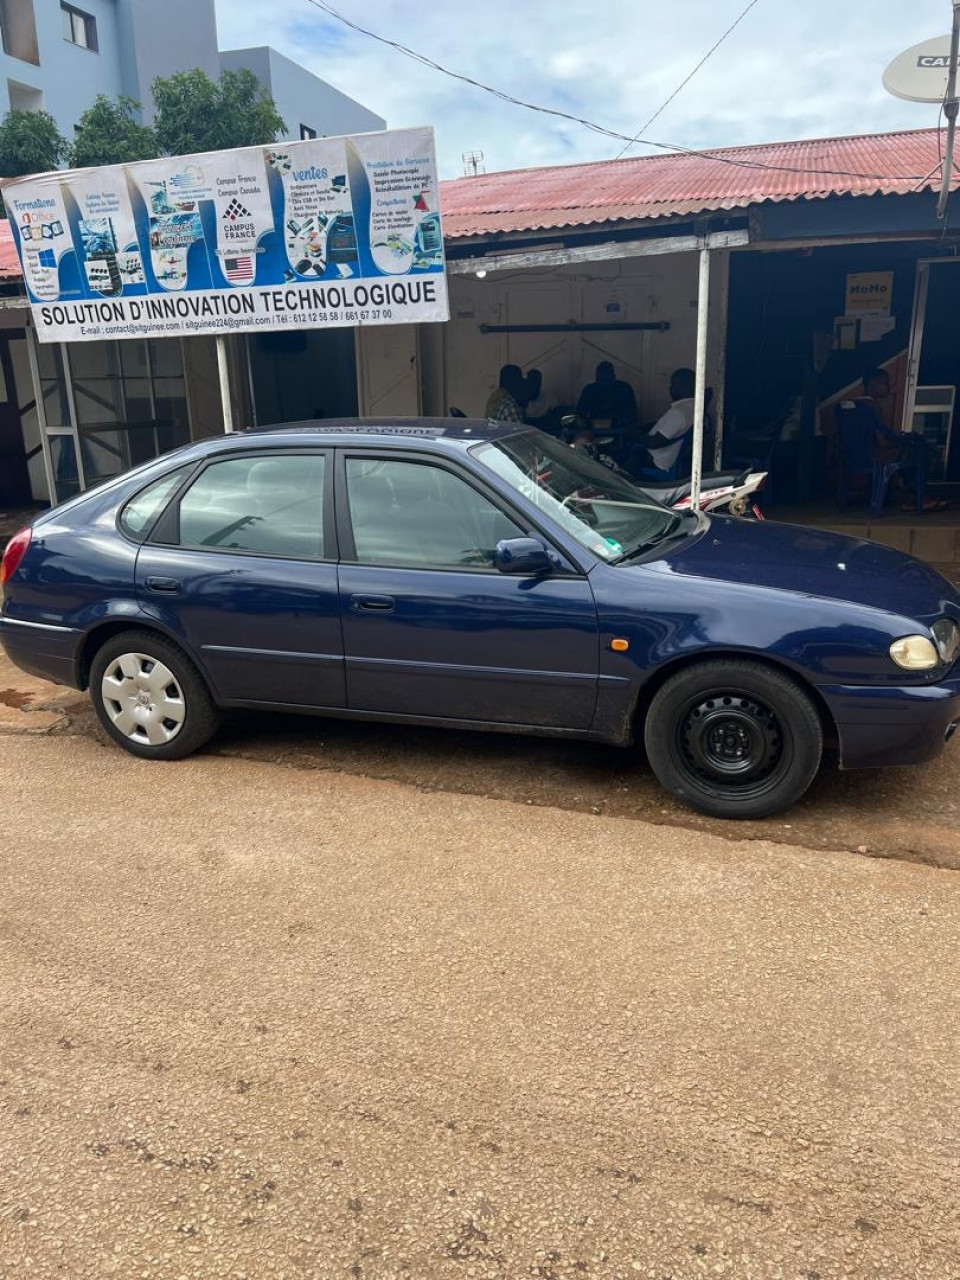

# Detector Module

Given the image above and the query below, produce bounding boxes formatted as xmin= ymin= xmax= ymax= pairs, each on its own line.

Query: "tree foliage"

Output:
xmin=72 ymin=95 xmax=158 ymax=168
xmin=0 ymin=110 xmax=70 ymax=178
xmin=152 ymin=68 xmax=286 ymax=156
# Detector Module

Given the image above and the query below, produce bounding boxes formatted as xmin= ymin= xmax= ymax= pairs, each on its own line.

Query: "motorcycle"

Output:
xmin=561 ymin=416 xmax=767 ymax=520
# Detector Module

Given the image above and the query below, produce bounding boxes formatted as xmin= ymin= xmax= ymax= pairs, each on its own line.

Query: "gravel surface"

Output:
xmin=1 ymin=731 xmax=958 ymax=1279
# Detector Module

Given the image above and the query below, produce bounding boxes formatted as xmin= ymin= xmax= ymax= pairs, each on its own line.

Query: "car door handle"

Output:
xmin=351 ymin=594 xmax=395 ymax=613
xmin=145 ymin=576 xmax=182 ymax=594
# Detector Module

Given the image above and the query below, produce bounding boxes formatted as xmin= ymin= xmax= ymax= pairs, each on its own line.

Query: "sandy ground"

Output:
xmin=2 ymin=650 xmax=958 ymax=872
xmin=0 ymin=719 xmax=958 ymax=1277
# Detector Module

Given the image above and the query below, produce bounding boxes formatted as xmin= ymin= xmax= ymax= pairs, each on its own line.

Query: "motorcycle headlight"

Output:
xmin=890 ymin=635 xmax=940 ymax=671
xmin=932 ymin=618 xmax=960 ymax=666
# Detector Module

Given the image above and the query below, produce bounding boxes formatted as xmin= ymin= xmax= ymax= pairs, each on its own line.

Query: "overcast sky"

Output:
xmin=216 ymin=1 xmax=955 ymax=178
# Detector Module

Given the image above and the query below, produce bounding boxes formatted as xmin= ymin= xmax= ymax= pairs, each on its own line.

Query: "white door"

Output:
xmin=501 ymin=280 xmax=577 ymax=405
xmin=356 ymin=324 xmax=421 ymax=417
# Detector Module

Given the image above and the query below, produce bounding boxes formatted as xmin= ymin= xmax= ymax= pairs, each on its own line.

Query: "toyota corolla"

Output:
xmin=2 ymin=420 xmax=958 ymax=819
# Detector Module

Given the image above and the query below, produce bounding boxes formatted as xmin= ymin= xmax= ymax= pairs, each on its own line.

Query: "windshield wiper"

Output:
xmin=614 ymin=514 xmax=686 ymax=563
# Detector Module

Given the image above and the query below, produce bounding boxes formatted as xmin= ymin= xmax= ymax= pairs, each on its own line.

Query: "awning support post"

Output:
xmin=690 ymin=246 xmax=711 ymax=509
xmin=712 ymin=249 xmax=730 ymax=470
xmin=217 ymin=335 xmax=235 ymax=434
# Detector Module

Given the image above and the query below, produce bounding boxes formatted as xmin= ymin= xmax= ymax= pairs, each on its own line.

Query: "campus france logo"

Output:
xmin=222 ymin=199 xmax=252 ymax=223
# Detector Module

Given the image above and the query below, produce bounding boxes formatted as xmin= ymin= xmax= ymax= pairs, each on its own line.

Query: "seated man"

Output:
xmin=577 ymin=361 xmax=638 ymax=430
xmin=631 ymin=368 xmax=697 ymax=476
xmin=485 ymin=364 xmax=526 ymax=422
xmin=840 ymin=366 xmax=932 ymax=510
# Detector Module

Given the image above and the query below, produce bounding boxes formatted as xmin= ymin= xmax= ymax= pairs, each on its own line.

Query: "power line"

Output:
xmin=302 ymin=0 xmax=930 ymax=183
xmin=615 ymin=0 xmax=763 ymax=159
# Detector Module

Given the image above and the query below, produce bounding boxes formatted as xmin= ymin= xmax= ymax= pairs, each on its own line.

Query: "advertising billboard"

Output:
xmin=5 ymin=126 xmax=448 ymax=343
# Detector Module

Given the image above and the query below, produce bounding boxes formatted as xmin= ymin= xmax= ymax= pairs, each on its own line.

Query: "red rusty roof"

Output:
xmin=0 ymin=129 xmax=951 ymax=281
xmin=0 ymin=220 xmax=21 ymax=280
xmin=440 ymin=128 xmax=951 ymax=239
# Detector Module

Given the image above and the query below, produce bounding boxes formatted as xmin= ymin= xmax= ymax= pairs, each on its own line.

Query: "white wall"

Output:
xmin=433 ymin=252 xmax=728 ymax=424
xmin=220 ymin=47 xmax=385 ymax=141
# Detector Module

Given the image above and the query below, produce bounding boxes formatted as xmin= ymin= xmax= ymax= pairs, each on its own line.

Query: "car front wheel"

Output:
xmin=643 ymin=659 xmax=823 ymax=819
xmin=90 ymin=630 xmax=220 ymax=760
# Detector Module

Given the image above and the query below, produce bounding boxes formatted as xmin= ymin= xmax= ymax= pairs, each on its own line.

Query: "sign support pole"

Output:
xmin=937 ymin=1 xmax=960 ymax=220
xmin=216 ymin=335 xmax=235 ymax=434
xmin=690 ymin=246 xmax=711 ymax=510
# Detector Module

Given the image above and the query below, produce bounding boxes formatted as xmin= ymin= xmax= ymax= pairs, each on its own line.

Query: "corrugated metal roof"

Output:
xmin=0 ymin=221 xmax=20 ymax=280
xmin=0 ymin=129 xmax=950 ymax=283
xmin=440 ymin=128 xmax=951 ymax=239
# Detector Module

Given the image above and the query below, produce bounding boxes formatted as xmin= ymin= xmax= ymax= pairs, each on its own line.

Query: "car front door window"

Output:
xmin=345 ymin=457 xmax=522 ymax=568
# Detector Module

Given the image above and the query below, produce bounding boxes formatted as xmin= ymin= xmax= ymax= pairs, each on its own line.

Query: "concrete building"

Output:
xmin=220 ymin=47 xmax=385 ymax=141
xmin=0 ymin=0 xmax=383 ymax=140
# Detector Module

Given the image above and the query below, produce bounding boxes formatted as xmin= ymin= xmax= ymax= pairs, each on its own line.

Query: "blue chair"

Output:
xmin=836 ymin=401 xmax=923 ymax=518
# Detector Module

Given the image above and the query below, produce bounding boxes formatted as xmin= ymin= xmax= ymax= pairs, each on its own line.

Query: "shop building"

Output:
xmin=4 ymin=126 xmax=960 ymax=571
xmin=428 ymin=127 xmax=960 ymax=568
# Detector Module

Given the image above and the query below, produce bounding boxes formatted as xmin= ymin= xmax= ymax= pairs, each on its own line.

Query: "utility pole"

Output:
xmin=936 ymin=0 xmax=960 ymax=219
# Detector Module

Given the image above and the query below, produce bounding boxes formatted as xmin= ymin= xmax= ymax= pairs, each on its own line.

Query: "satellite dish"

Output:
xmin=883 ymin=34 xmax=957 ymax=103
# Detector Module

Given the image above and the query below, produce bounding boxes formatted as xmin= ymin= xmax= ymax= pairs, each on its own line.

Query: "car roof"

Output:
xmin=242 ymin=417 xmax=522 ymax=447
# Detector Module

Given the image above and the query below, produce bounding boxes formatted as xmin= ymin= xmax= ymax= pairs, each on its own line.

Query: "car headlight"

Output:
xmin=932 ymin=618 xmax=960 ymax=666
xmin=890 ymin=635 xmax=940 ymax=670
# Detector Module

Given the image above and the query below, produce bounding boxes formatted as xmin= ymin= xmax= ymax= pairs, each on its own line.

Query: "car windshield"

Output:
xmin=472 ymin=431 xmax=683 ymax=562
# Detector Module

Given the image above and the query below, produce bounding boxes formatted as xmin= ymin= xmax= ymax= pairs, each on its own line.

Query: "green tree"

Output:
xmin=72 ymin=95 xmax=158 ymax=168
xmin=152 ymin=68 xmax=286 ymax=156
xmin=0 ymin=109 xmax=70 ymax=177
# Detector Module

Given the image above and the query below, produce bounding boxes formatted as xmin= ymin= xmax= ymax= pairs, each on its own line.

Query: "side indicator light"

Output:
xmin=610 ymin=638 xmax=630 ymax=653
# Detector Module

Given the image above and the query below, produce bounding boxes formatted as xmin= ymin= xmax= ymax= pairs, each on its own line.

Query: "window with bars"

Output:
xmin=61 ymin=2 xmax=97 ymax=51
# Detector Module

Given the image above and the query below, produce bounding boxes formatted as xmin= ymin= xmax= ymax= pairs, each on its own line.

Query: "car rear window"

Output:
xmin=120 ymin=468 xmax=190 ymax=540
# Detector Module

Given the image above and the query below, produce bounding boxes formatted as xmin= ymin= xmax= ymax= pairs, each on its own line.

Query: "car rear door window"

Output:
xmin=177 ymin=454 xmax=326 ymax=559
xmin=345 ymin=458 xmax=522 ymax=569
xmin=120 ymin=466 xmax=190 ymax=539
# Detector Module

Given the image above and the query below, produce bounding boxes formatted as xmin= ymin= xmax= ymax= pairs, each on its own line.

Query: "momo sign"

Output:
xmin=4 ymin=126 xmax=448 ymax=343
xmin=844 ymin=271 xmax=893 ymax=317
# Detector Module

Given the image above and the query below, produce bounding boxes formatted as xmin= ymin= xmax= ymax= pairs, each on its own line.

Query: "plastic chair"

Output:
xmin=836 ymin=401 xmax=922 ymax=518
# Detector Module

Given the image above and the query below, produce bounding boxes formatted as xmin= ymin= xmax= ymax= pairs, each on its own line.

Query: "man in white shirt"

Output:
xmin=642 ymin=368 xmax=696 ymax=473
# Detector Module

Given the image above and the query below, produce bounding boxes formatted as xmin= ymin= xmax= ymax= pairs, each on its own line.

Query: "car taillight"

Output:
xmin=1 ymin=526 xmax=32 ymax=587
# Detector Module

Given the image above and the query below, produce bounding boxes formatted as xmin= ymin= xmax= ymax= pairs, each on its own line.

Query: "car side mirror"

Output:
xmin=495 ymin=537 xmax=552 ymax=576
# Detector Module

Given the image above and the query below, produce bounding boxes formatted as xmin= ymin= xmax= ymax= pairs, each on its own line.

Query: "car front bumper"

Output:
xmin=822 ymin=674 xmax=960 ymax=770
xmin=0 ymin=616 xmax=82 ymax=688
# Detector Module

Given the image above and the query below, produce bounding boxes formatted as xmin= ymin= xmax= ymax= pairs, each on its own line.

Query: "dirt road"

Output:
xmin=1 ymin=727 xmax=958 ymax=1278
xmin=2 ymin=650 xmax=958 ymax=871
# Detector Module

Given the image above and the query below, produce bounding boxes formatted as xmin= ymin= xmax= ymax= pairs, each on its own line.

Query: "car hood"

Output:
xmin=652 ymin=516 xmax=959 ymax=623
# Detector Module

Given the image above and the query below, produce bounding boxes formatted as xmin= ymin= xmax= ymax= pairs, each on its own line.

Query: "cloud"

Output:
xmin=216 ymin=0 xmax=951 ymax=177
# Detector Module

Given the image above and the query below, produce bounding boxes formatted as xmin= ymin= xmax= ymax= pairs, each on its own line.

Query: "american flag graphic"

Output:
xmin=222 ymin=198 xmax=252 ymax=222
xmin=224 ymin=255 xmax=255 ymax=283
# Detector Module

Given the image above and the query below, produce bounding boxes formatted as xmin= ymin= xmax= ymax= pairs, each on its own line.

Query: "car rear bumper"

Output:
xmin=0 ymin=616 xmax=81 ymax=687
xmin=822 ymin=675 xmax=960 ymax=769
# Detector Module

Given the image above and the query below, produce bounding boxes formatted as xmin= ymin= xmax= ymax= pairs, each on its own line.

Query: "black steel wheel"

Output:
xmin=644 ymin=660 xmax=823 ymax=819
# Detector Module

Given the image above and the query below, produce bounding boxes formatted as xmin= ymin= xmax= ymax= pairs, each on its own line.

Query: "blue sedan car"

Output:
xmin=2 ymin=419 xmax=959 ymax=818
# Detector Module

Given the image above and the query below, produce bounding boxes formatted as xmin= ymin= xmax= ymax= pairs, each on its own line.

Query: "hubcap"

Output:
xmin=100 ymin=652 xmax=185 ymax=747
xmin=679 ymin=693 xmax=783 ymax=791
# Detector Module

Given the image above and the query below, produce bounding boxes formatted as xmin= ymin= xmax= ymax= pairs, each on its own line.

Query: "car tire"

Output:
xmin=643 ymin=659 xmax=823 ymax=819
xmin=89 ymin=629 xmax=220 ymax=761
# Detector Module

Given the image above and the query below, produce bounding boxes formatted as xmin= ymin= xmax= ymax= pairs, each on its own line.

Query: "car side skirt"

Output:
xmin=218 ymin=697 xmax=611 ymax=741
